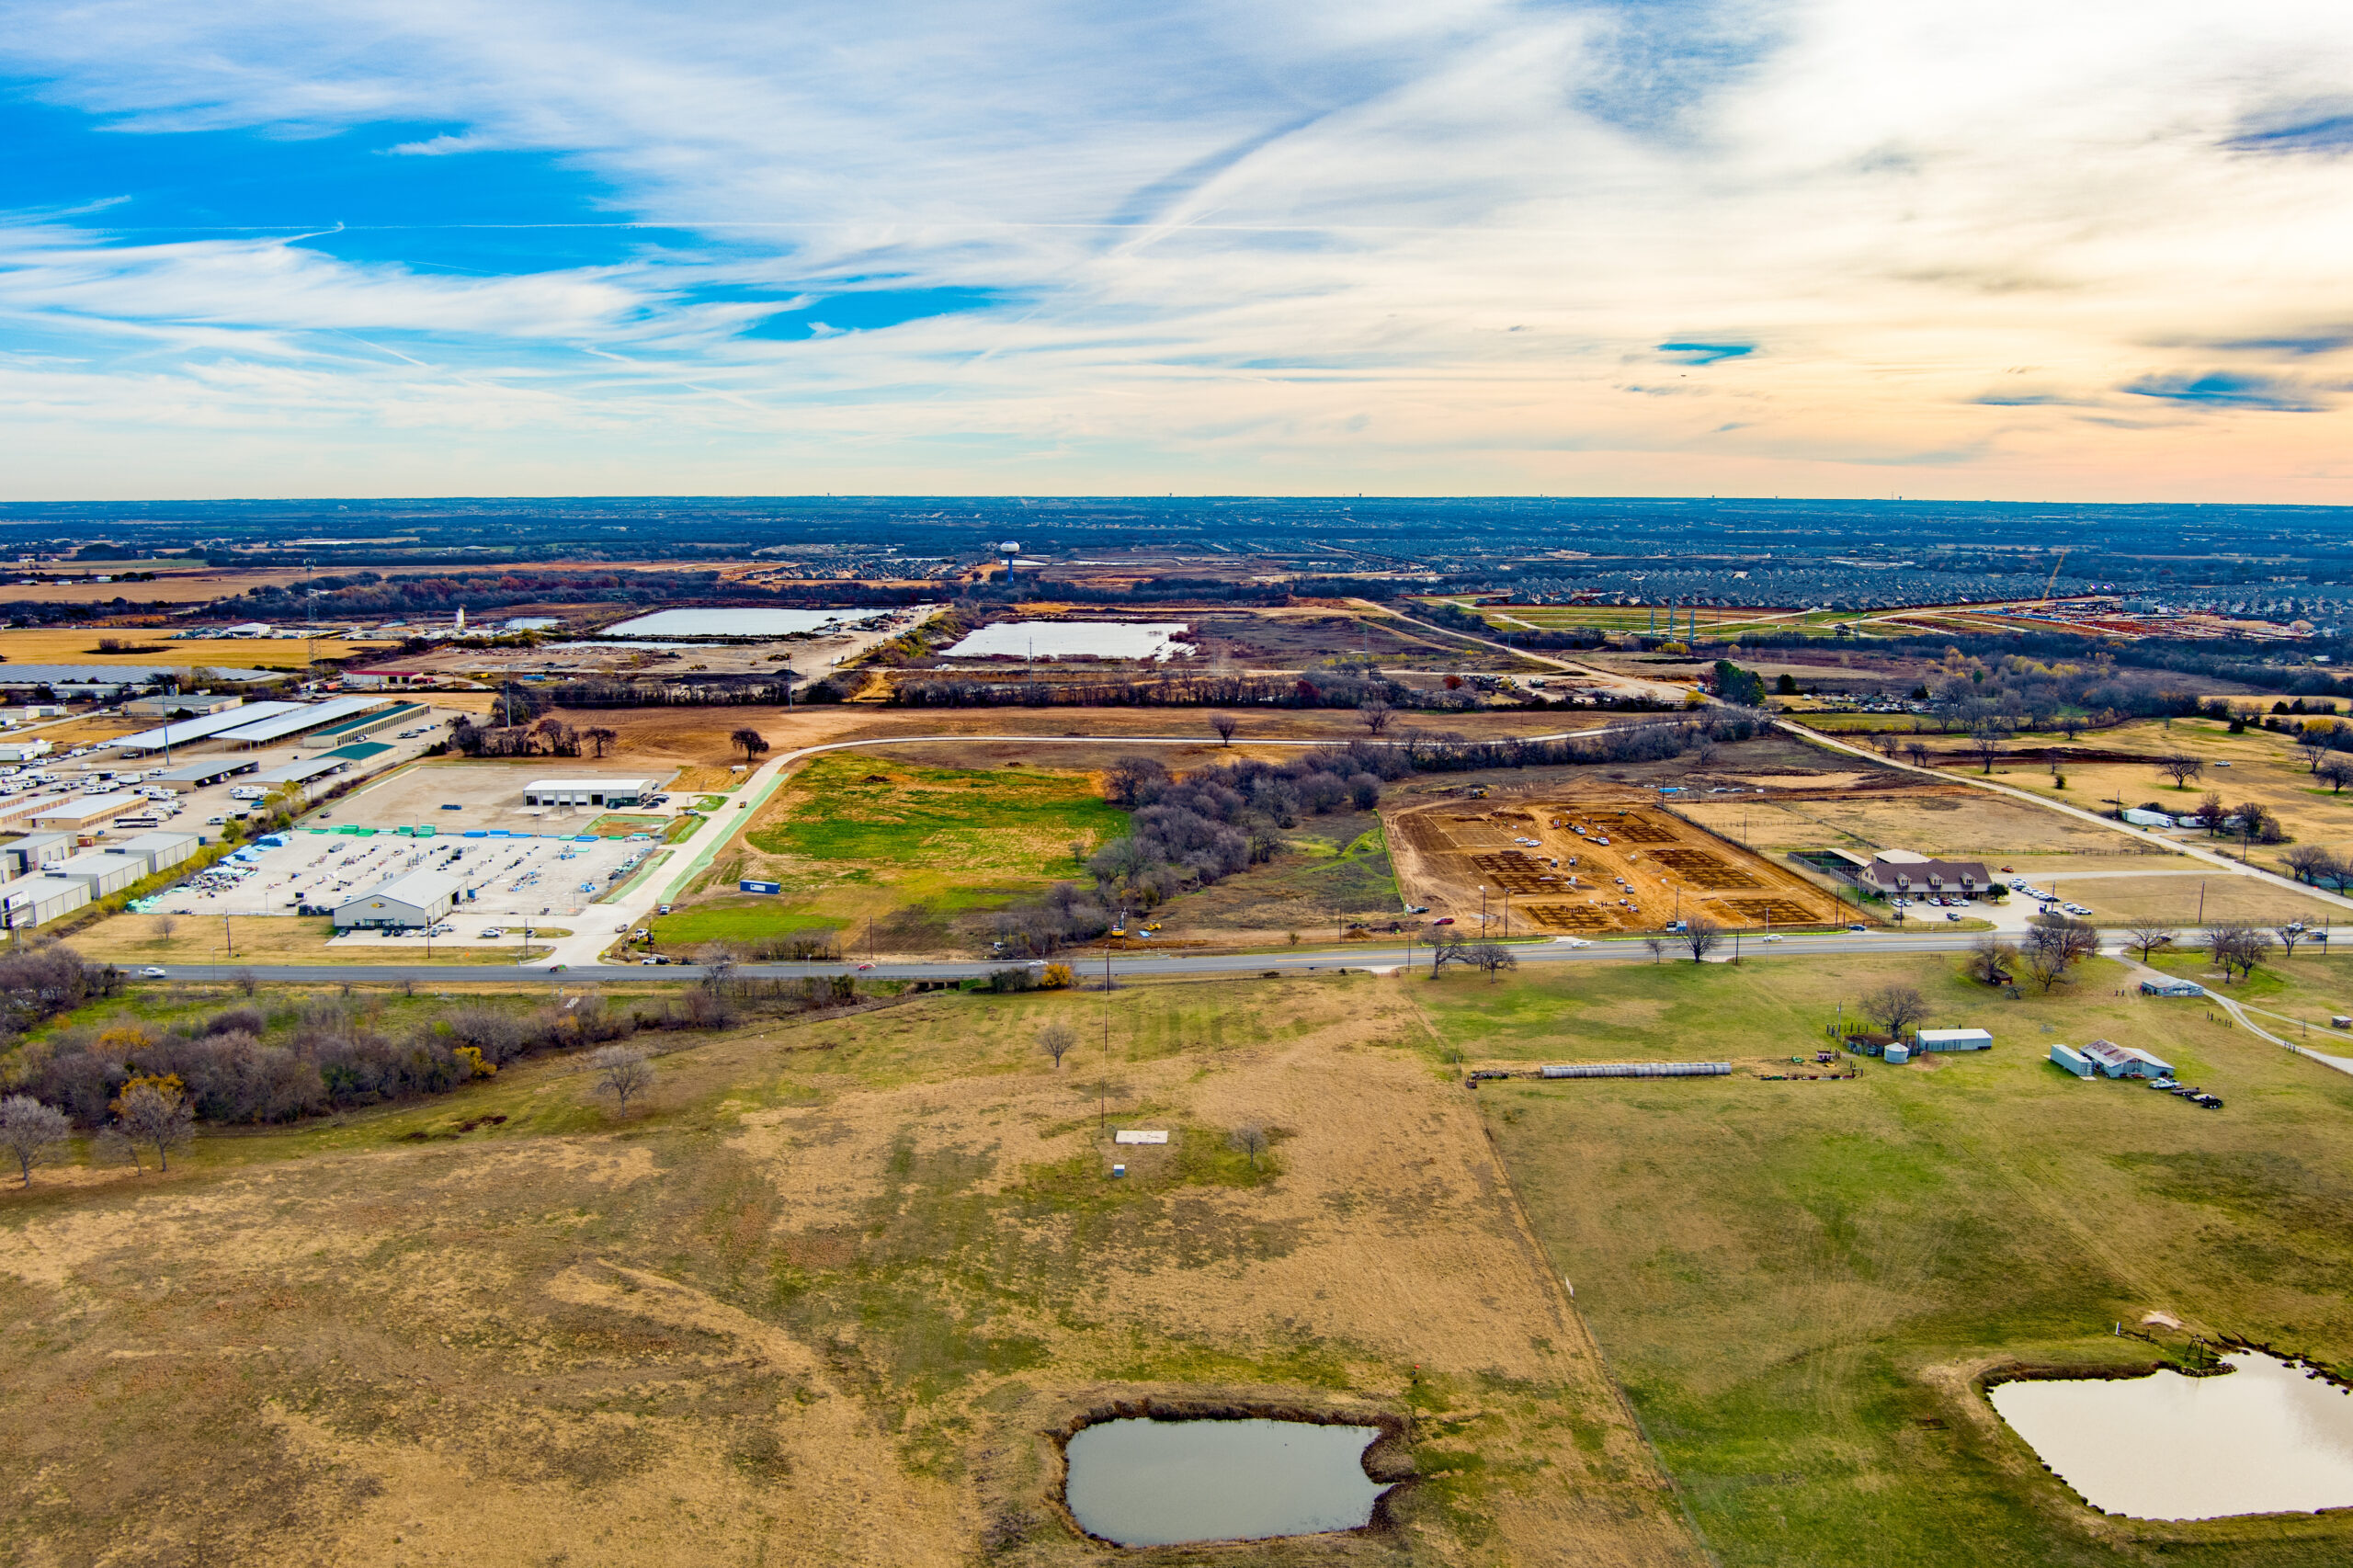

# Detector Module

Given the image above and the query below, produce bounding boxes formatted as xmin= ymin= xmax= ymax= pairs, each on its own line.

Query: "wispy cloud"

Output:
xmin=0 ymin=1 xmax=2347 ymax=497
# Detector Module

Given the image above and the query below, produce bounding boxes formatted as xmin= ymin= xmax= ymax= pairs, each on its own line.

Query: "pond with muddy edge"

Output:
xmin=1063 ymin=1416 xmax=1395 ymax=1546
xmin=1989 ymin=1351 xmax=2353 ymax=1520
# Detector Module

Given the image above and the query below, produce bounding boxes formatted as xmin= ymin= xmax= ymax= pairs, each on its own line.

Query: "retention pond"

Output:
xmin=1063 ymin=1417 xmax=1393 ymax=1546
xmin=1989 ymin=1351 xmax=2353 ymax=1520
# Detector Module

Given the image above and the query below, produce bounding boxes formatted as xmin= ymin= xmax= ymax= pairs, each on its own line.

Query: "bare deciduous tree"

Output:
xmin=1429 ymin=935 xmax=1472 ymax=976
xmin=112 ymin=1077 xmax=193 ymax=1172
xmin=585 ymin=725 xmax=619 ymax=758
xmin=233 ymin=968 xmax=257 ymax=997
xmin=1039 ymin=1021 xmax=1077 ymax=1071
xmin=697 ymin=944 xmax=738 ymax=993
xmin=2209 ymin=921 xmax=2273 ymax=983
xmin=2124 ymin=923 xmax=2177 ymax=960
xmin=1904 ymin=740 xmax=1932 ymax=768
xmin=154 ymin=913 xmax=176 ymax=942
xmin=1210 ymin=713 xmax=1239 ymax=746
xmin=1467 ymin=941 xmax=1518 ymax=980
xmin=1860 ymin=983 xmax=1928 ymax=1039
xmin=1679 ymin=916 xmax=1722 ymax=962
xmin=1969 ymin=720 xmax=2007 ymax=775
xmin=1358 ymin=700 xmax=1395 ymax=737
xmin=1228 ymin=1123 xmax=1269 ymax=1171
xmin=2275 ymin=925 xmax=2307 ymax=959
xmin=590 ymin=1046 xmax=654 ymax=1116
xmin=0 ymin=1095 xmax=71 ymax=1187
xmin=730 ymin=727 xmax=770 ymax=764
xmin=1643 ymin=934 xmax=1669 ymax=963
xmin=2321 ymin=758 xmax=2353 ymax=795
xmin=1967 ymin=934 xmax=2018 ymax=985
xmin=2021 ymin=918 xmax=2098 ymax=992
xmin=2156 ymin=752 xmax=2204 ymax=790
xmin=2281 ymin=845 xmax=2336 ymax=884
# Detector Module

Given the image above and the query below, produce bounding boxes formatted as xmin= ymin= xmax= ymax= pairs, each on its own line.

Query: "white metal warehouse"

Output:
xmin=524 ymin=778 xmax=655 ymax=807
xmin=334 ymin=868 xmax=462 ymax=930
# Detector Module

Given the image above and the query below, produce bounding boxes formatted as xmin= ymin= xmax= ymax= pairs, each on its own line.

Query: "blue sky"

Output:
xmin=1 ymin=1 xmax=2350 ymax=499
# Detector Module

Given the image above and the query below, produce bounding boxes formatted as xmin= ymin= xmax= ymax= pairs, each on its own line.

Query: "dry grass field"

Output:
xmin=1675 ymin=776 xmax=2174 ymax=864
xmin=1987 ymin=717 xmax=2353 ymax=869
xmin=0 ymin=976 xmax=1706 ymax=1568
xmin=0 ymin=627 xmax=394 ymax=669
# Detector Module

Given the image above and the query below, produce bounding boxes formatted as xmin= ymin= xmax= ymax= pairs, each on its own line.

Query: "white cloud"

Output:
xmin=0 ymin=0 xmax=2349 ymax=495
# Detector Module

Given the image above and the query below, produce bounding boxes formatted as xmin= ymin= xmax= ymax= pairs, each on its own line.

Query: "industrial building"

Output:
xmin=217 ymin=696 xmax=390 ymax=749
xmin=124 ymin=692 xmax=244 ymax=720
xmin=3 ymin=831 xmax=74 ymax=876
xmin=41 ymin=850 xmax=148 ymax=898
xmin=105 ymin=832 xmax=201 ymax=876
xmin=0 ymin=873 xmax=90 ymax=927
xmin=112 ymin=699 xmax=303 ymax=756
xmin=146 ymin=757 xmax=260 ymax=791
xmin=524 ymin=778 xmax=655 ymax=807
xmin=29 ymin=793 xmax=149 ymax=833
xmin=252 ymin=756 xmax=351 ymax=789
xmin=333 ymin=867 xmax=462 ymax=930
xmin=0 ymin=739 xmax=53 ymax=763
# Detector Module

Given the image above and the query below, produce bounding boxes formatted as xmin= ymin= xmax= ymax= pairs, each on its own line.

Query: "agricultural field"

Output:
xmin=0 ymin=974 xmax=1704 ymax=1568
xmin=665 ymin=755 xmax=1127 ymax=949
xmin=0 ymin=626 xmax=393 ymax=668
xmin=1428 ymin=952 xmax=2353 ymax=1568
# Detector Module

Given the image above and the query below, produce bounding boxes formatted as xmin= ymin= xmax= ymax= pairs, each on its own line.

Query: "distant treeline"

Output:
xmin=1412 ymin=598 xmax=1609 ymax=649
xmin=1730 ymin=627 xmax=2353 ymax=699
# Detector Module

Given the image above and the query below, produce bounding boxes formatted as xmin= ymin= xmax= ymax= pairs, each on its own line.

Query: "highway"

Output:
xmin=131 ymin=926 xmax=2151 ymax=987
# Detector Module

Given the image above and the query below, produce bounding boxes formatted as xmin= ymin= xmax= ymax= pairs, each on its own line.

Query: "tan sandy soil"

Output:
xmin=0 ymin=979 xmax=1706 ymax=1567
xmin=1389 ymin=793 xmax=1850 ymax=935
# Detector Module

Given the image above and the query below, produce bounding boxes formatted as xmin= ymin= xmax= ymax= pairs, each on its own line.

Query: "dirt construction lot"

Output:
xmin=1388 ymin=794 xmax=1851 ymax=934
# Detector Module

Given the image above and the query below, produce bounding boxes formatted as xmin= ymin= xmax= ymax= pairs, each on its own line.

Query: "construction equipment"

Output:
xmin=2038 ymin=548 xmax=2069 ymax=608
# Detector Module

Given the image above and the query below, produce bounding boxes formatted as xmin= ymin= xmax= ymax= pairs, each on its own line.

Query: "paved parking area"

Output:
xmin=153 ymin=828 xmax=661 ymax=923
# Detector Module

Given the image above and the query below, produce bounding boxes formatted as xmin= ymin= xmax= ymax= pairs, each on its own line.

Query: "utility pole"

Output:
xmin=222 ymin=912 xmax=232 ymax=960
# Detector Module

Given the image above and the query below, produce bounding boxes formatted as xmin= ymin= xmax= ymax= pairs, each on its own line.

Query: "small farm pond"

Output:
xmin=1989 ymin=1352 xmax=2353 ymax=1519
xmin=945 ymin=620 xmax=1193 ymax=660
xmin=1063 ymin=1418 xmax=1392 ymax=1546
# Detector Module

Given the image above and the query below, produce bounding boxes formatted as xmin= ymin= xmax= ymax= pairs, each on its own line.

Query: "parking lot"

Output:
xmin=152 ymin=826 xmax=662 ymax=929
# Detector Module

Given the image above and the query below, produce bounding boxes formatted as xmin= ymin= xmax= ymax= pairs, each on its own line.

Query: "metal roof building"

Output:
xmin=253 ymin=756 xmax=351 ymax=786
xmin=112 ymin=700 xmax=301 ymax=755
xmin=218 ymin=697 xmax=389 ymax=748
xmin=30 ymin=792 xmax=147 ymax=830
xmin=106 ymin=832 xmax=202 ymax=875
xmin=333 ymin=867 xmax=461 ymax=930
xmin=524 ymin=777 xmax=656 ymax=806
xmin=42 ymin=850 xmax=148 ymax=898
xmin=0 ymin=872 xmax=90 ymax=927
xmin=147 ymin=757 xmax=259 ymax=790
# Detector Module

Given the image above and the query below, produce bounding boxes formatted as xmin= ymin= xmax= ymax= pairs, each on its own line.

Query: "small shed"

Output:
xmin=1884 ymin=1042 xmax=1912 ymax=1064
xmin=1915 ymin=1028 xmax=1993 ymax=1052
xmin=2140 ymin=978 xmax=2203 ymax=997
xmin=2051 ymin=1043 xmax=2094 ymax=1078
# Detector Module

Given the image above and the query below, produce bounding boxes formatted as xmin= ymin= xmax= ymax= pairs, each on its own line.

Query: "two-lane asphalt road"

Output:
xmin=134 ymin=926 xmax=2155 ymax=987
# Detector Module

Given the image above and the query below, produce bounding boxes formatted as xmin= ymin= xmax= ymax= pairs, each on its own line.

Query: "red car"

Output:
xmin=1432 ymin=916 xmax=1456 ymax=926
